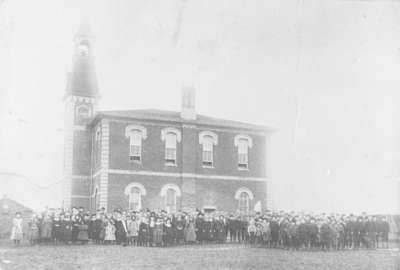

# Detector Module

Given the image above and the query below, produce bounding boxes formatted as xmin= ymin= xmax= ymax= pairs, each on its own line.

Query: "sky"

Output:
xmin=0 ymin=0 xmax=400 ymax=213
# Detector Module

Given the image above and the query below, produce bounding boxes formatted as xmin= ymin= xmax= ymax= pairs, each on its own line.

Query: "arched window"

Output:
xmin=166 ymin=189 xmax=177 ymax=213
xmin=234 ymin=187 xmax=254 ymax=214
xmin=76 ymin=105 xmax=91 ymax=119
xmin=125 ymin=125 xmax=147 ymax=162
xmin=199 ymin=131 xmax=218 ymax=167
xmin=124 ymin=183 xmax=146 ymax=211
xmin=234 ymin=135 xmax=253 ymax=169
xmin=160 ymin=184 xmax=181 ymax=214
xmin=238 ymin=192 xmax=250 ymax=213
xmin=161 ymin=128 xmax=181 ymax=166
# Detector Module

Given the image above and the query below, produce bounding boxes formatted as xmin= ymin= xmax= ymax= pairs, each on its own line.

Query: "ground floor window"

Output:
xmin=235 ymin=187 xmax=254 ymax=214
xmin=238 ymin=192 xmax=250 ymax=213
xmin=124 ymin=183 xmax=146 ymax=211
xmin=160 ymin=184 xmax=181 ymax=214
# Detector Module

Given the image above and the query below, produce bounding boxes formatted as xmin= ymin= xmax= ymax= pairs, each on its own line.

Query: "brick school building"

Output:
xmin=63 ymin=22 xmax=273 ymax=215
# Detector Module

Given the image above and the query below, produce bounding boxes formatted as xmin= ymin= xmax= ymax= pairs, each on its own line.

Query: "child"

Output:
xmin=247 ymin=219 xmax=257 ymax=245
xmin=11 ymin=212 xmax=23 ymax=245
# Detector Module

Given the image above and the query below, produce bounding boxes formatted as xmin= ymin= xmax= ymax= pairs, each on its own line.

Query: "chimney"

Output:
xmin=180 ymin=85 xmax=196 ymax=120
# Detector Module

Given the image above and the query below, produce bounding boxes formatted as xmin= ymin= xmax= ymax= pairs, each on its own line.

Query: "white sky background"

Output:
xmin=0 ymin=0 xmax=399 ymax=213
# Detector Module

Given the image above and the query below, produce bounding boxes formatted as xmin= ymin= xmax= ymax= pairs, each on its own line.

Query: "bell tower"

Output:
xmin=63 ymin=21 xmax=99 ymax=209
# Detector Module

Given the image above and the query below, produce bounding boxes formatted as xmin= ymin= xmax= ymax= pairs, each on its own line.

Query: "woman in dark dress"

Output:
xmin=138 ymin=217 xmax=148 ymax=246
xmin=153 ymin=218 xmax=164 ymax=247
xmin=175 ymin=215 xmax=185 ymax=244
xmin=77 ymin=214 xmax=90 ymax=244
xmin=164 ymin=218 xmax=174 ymax=246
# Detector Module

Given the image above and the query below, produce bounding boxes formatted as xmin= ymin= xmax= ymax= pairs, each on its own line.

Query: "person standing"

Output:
xmin=10 ymin=212 xmax=23 ymax=245
xmin=153 ymin=218 xmax=164 ymax=247
xmin=27 ymin=214 xmax=40 ymax=245
xmin=114 ymin=212 xmax=128 ymax=246
xmin=185 ymin=216 xmax=197 ymax=244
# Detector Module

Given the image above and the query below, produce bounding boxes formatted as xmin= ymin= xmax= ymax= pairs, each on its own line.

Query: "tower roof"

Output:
xmin=66 ymin=21 xmax=99 ymax=98
xmin=66 ymin=57 xmax=99 ymax=98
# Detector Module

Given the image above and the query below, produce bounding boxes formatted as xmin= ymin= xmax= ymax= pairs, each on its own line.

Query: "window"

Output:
xmin=165 ymin=133 xmax=177 ymax=165
xmin=235 ymin=187 xmax=254 ymax=214
xmin=238 ymin=139 xmax=249 ymax=169
xmin=199 ymin=131 xmax=218 ymax=167
xmin=125 ymin=125 xmax=147 ymax=163
xmin=128 ymin=187 xmax=142 ymax=211
xmin=165 ymin=189 xmax=177 ymax=213
xmin=160 ymin=184 xmax=181 ymax=214
xmin=202 ymin=136 xmax=214 ymax=166
xmin=124 ymin=183 xmax=146 ymax=211
xmin=129 ymin=131 xmax=142 ymax=162
xmin=94 ymin=127 xmax=101 ymax=166
xmin=76 ymin=105 xmax=91 ymax=119
xmin=234 ymin=135 xmax=252 ymax=169
xmin=238 ymin=192 xmax=250 ymax=213
xmin=161 ymin=128 xmax=181 ymax=166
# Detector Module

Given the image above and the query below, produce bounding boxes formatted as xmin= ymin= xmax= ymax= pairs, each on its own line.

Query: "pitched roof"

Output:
xmin=74 ymin=20 xmax=94 ymax=39
xmin=66 ymin=56 xmax=99 ymax=98
xmin=94 ymin=109 xmax=272 ymax=132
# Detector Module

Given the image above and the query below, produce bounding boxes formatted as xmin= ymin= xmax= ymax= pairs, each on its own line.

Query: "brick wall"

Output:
xmin=107 ymin=120 xmax=266 ymax=178
xmin=106 ymin=173 xmax=266 ymax=213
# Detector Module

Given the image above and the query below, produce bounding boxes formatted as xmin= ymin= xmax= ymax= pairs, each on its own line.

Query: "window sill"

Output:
xmin=202 ymin=165 xmax=214 ymax=169
xmin=165 ymin=163 xmax=177 ymax=167
xmin=129 ymin=160 xmax=142 ymax=165
xmin=238 ymin=167 xmax=249 ymax=171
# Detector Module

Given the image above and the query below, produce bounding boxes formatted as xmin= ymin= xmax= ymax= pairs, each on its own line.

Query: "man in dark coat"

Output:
xmin=114 ymin=212 xmax=128 ymax=246
xmin=195 ymin=214 xmax=204 ymax=244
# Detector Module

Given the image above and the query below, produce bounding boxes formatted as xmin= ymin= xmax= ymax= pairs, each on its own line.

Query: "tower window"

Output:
xmin=76 ymin=105 xmax=91 ymax=119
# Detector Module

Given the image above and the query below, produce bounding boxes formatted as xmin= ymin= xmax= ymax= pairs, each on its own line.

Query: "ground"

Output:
xmin=0 ymin=244 xmax=397 ymax=270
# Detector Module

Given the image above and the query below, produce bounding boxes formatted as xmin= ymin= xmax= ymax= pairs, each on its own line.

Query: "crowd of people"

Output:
xmin=10 ymin=207 xmax=391 ymax=250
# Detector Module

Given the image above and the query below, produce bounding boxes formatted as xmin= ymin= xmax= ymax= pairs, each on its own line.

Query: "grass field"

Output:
xmin=0 ymin=243 xmax=396 ymax=270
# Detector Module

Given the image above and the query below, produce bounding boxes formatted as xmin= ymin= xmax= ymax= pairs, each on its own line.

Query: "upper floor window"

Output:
xmin=125 ymin=125 xmax=147 ymax=163
xmin=199 ymin=131 xmax=218 ymax=167
xmin=234 ymin=134 xmax=253 ymax=169
xmin=161 ymin=128 xmax=181 ymax=166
